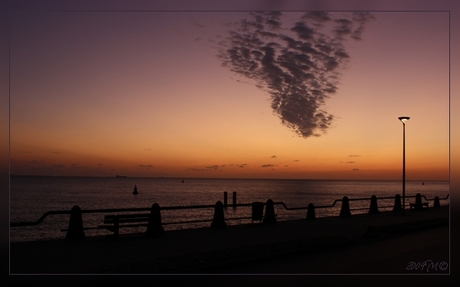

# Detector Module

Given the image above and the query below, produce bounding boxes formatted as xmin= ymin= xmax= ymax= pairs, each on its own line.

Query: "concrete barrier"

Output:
xmin=393 ymin=194 xmax=402 ymax=212
xmin=263 ymin=199 xmax=277 ymax=224
xmin=66 ymin=205 xmax=85 ymax=240
xmin=306 ymin=203 xmax=316 ymax=220
xmin=368 ymin=195 xmax=379 ymax=214
xmin=340 ymin=196 xmax=351 ymax=217
xmin=211 ymin=201 xmax=227 ymax=228
xmin=146 ymin=203 xmax=164 ymax=236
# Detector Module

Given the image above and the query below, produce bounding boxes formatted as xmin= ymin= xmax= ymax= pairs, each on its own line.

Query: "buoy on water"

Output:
xmin=133 ymin=185 xmax=138 ymax=195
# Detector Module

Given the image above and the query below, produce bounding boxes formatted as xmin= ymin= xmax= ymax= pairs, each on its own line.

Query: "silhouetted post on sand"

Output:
xmin=211 ymin=201 xmax=227 ymax=228
xmin=340 ymin=196 xmax=351 ymax=217
xmin=66 ymin=205 xmax=86 ymax=240
xmin=145 ymin=203 xmax=164 ymax=236
xmin=368 ymin=195 xmax=379 ymax=214
xmin=306 ymin=203 xmax=316 ymax=220
xmin=393 ymin=194 xmax=402 ymax=212
xmin=263 ymin=199 xmax=277 ymax=224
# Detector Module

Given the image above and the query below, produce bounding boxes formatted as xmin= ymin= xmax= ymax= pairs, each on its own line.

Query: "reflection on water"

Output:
xmin=10 ymin=176 xmax=449 ymax=242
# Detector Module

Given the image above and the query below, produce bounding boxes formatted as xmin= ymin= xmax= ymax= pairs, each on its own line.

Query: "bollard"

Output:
xmin=224 ymin=191 xmax=228 ymax=206
xmin=66 ymin=205 xmax=86 ymax=240
xmin=340 ymin=196 xmax=351 ymax=217
xmin=211 ymin=201 xmax=227 ymax=228
xmin=145 ymin=203 xmax=164 ymax=236
xmin=232 ymin=191 xmax=237 ymax=208
xmin=263 ymin=199 xmax=277 ymax=224
xmin=368 ymin=195 xmax=379 ymax=214
xmin=393 ymin=194 xmax=402 ymax=212
xmin=414 ymin=193 xmax=423 ymax=210
xmin=434 ymin=196 xmax=440 ymax=208
xmin=306 ymin=203 xmax=316 ymax=220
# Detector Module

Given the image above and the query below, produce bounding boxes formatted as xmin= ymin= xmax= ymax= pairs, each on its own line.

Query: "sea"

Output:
xmin=9 ymin=176 xmax=450 ymax=243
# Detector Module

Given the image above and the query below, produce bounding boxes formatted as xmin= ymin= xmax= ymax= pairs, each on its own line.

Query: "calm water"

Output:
xmin=9 ymin=176 xmax=450 ymax=242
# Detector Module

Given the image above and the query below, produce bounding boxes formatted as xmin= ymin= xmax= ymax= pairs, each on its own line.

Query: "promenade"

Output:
xmin=10 ymin=205 xmax=449 ymax=275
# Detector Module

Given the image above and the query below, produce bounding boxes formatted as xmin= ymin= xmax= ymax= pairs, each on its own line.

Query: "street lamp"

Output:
xmin=398 ymin=116 xmax=410 ymax=215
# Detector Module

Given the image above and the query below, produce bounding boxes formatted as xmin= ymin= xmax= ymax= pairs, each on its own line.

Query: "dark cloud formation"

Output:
xmin=218 ymin=11 xmax=374 ymax=138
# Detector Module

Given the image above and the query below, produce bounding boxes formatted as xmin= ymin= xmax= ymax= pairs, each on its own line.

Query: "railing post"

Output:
xmin=263 ymin=199 xmax=277 ymax=224
xmin=66 ymin=205 xmax=85 ymax=240
xmin=306 ymin=203 xmax=316 ymax=220
xmin=368 ymin=195 xmax=379 ymax=214
xmin=434 ymin=196 xmax=440 ymax=208
xmin=211 ymin=201 xmax=227 ymax=228
xmin=393 ymin=194 xmax=402 ymax=212
xmin=146 ymin=203 xmax=164 ymax=237
xmin=232 ymin=191 xmax=237 ymax=208
xmin=224 ymin=192 xmax=228 ymax=206
xmin=340 ymin=196 xmax=351 ymax=217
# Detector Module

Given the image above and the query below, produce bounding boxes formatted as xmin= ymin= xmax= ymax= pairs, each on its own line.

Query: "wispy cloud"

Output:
xmin=187 ymin=168 xmax=206 ymax=172
xmin=139 ymin=164 xmax=154 ymax=168
xmin=187 ymin=163 xmax=248 ymax=172
xmin=218 ymin=11 xmax=374 ymax=138
xmin=261 ymin=164 xmax=277 ymax=168
xmin=70 ymin=164 xmax=87 ymax=169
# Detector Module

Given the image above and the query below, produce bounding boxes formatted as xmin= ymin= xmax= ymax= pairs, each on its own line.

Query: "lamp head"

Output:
xmin=398 ymin=116 xmax=410 ymax=123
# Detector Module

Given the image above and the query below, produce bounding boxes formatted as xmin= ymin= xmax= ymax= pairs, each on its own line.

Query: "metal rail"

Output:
xmin=10 ymin=194 xmax=450 ymax=227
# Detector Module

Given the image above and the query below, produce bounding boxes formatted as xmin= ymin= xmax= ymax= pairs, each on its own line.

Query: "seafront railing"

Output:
xmin=10 ymin=193 xmax=450 ymax=240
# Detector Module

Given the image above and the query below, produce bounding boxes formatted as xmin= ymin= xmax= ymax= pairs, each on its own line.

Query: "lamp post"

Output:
xmin=398 ymin=116 xmax=410 ymax=215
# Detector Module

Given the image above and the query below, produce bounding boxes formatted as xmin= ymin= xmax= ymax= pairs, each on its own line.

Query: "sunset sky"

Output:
xmin=8 ymin=6 xmax=450 ymax=180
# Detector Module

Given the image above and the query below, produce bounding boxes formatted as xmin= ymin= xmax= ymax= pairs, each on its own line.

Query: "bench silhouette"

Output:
xmin=100 ymin=213 xmax=152 ymax=237
xmin=409 ymin=193 xmax=429 ymax=211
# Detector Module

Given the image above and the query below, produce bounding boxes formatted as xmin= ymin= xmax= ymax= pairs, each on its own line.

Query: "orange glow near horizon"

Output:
xmin=9 ymin=11 xmax=450 ymax=181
